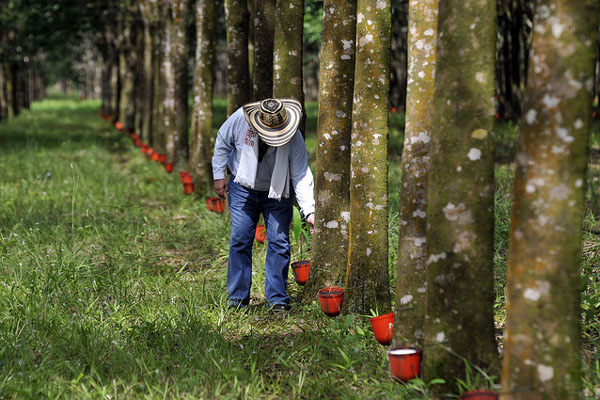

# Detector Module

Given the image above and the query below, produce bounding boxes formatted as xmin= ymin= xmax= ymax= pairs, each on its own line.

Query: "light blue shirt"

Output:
xmin=212 ymin=107 xmax=315 ymax=217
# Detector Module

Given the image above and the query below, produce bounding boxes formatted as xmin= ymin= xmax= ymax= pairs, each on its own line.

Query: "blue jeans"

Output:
xmin=227 ymin=178 xmax=293 ymax=307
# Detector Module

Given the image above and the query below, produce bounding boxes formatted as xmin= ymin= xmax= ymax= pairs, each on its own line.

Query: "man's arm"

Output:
xmin=288 ymin=131 xmax=315 ymax=225
xmin=212 ymin=108 xmax=243 ymax=197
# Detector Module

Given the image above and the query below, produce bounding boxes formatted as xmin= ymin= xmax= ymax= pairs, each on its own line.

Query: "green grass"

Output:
xmin=0 ymin=95 xmax=598 ymax=399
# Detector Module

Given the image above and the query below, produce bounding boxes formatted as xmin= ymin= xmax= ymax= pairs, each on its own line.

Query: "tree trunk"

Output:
xmin=0 ymin=64 xmax=6 ymax=121
xmin=344 ymin=0 xmax=391 ymax=315
xmin=134 ymin=18 xmax=145 ymax=136
xmin=251 ymin=0 xmax=275 ymax=101
xmin=165 ymin=0 xmax=191 ymax=167
xmin=109 ymin=37 xmax=120 ymax=122
xmin=392 ymin=0 xmax=437 ymax=349
xmin=500 ymin=2 xmax=599 ymax=399
xmin=5 ymin=64 xmax=15 ymax=118
xmin=422 ymin=0 xmax=499 ymax=392
xmin=389 ymin=0 xmax=408 ymax=112
xmin=189 ymin=0 xmax=216 ymax=191
xmin=304 ymin=0 xmax=356 ymax=300
xmin=139 ymin=1 xmax=155 ymax=144
xmin=117 ymin=14 xmax=137 ymax=132
xmin=272 ymin=0 xmax=305 ymax=133
xmin=152 ymin=3 xmax=168 ymax=155
xmin=225 ymin=0 xmax=250 ymax=115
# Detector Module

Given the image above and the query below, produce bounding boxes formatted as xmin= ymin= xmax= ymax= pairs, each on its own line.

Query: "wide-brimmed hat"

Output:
xmin=242 ymin=98 xmax=302 ymax=147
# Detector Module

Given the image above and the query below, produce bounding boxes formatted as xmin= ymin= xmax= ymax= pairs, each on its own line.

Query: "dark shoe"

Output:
xmin=270 ymin=303 xmax=291 ymax=313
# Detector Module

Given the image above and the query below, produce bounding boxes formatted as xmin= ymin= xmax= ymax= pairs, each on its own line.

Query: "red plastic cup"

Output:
xmin=255 ymin=224 xmax=266 ymax=243
xmin=318 ymin=287 xmax=344 ymax=317
xmin=159 ymin=154 xmax=166 ymax=163
xmin=146 ymin=148 xmax=154 ymax=160
xmin=115 ymin=121 xmax=123 ymax=131
xmin=141 ymin=144 xmax=148 ymax=154
xmin=179 ymin=170 xmax=190 ymax=183
xmin=152 ymin=152 xmax=160 ymax=162
xmin=291 ymin=260 xmax=310 ymax=285
xmin=388 ymin=347 xmax=422 ymax=382
xmin=370 ymin=312 xmax=394 ymax=345
xmin=164 ymin=162 xmax=173 ymax=173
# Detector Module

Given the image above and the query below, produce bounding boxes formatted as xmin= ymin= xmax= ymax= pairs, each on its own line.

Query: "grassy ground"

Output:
xmin=0 ymin=95 xmax=598 ymax=399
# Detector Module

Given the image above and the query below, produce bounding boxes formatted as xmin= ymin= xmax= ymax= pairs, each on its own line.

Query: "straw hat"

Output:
xmin=242 ymin=98 xmax=302 ymax=147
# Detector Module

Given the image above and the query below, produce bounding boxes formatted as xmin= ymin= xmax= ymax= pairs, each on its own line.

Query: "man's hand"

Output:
xmin=306 ymin=213 xmax=315 ymax=234
xmin=214 ymin=179 xmax=228 ymax=198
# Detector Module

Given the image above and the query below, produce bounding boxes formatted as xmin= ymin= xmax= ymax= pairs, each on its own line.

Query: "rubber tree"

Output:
xmin=304 ymin=0 xmax=356 ymax=300
xmin=165 ymin=0 xmax=191 ymax=167
xmin=117 ymin=9 xmax=137 ymax=131
xmin=151 ymin=0 xmax=168 ymax=155
xmin=139 ymin=0 xmax=154 ymax=144
xmin=189 ymin=0 xmax=216 ymax=191
xmin=500 ymin=2 xmax=599 ymax=399
xmin=344 ymin=0 xmax=391 ymax=315
xmin=422 ymin=0 xmax=499 ymax=391
xmin=272 ymin=0 xmax=305 ymax=133
xmin=391 ymin=0 xmax=437 ymax=349
xmin=225 ymin=0 xmax=250 ymax=115
xmin=251 ymin=0 xmax=275 ymax=101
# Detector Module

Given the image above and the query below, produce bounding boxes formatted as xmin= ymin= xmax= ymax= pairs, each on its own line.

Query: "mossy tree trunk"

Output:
xmin=344 ymin=0 xmax=391 ymax=315
xmin=422 ymin=0 xmax=499 ymax=392
xmin=391 ymin=0 xmax=437 ymax=349
xmin=117 ymin=11 xmax=137 ymax=131
xmin=251 ymin=0 xmax=275 ymax=101
xmin=133 ymin=18 xmax=145 ymax=136
xmin=107 ymin=26 xmax=120 ymax=122
xmin=189 ymin=0 xmax=216 ymax=191
xmin=225 ymin=0 xmax=250 ymax=115
xmin=500 ymin=2 xmax=599 ymax=399
xmin=165 ymin=0 xmax=191 ymax=167
xmin=139 ymin=1 xmax=154 ymax=144
xmin=303 ymin=0 xmax=356 ymax=300
xmin=272 ymin=0 xmax=305 ymax=133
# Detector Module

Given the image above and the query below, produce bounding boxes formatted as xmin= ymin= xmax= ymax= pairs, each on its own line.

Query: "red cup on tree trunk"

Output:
xmin=115 ymin=121 xmax=123 ymax=131
xmin=387 ymin=347 xmax=422 ymax=382
xmin=141 ymin=144 xmax=148 ymax=154
xmin=459 ymin=390 xmax=498 ymax=400
xmin=291 ymin=260 xmax=310 ymax=285
xmin=146 ymin=148 xmax=154 ymax=160
xmin=182 ymin=175 xmax=194 ymax=195
xmin=134 ymin=139 xmax=142 ymax=147
xmin=369 ymin=312 xmax=394 ymax=345
xmin=255 ymin=224 xmax=266 ymax=243
xmin=318 ymin=287 xmax=344 ymax=317
xmin=159 ymin=154 xmax=166 ymax=164
xmin=130 ymin=133 xmax=137 ymax=140
xmin=179 ymin=170 xmax=190 ymax=183
xmin=164 ymin=162 xmax=173 ymax=173
xmin=152 ymin=152 xmax=160 ymax=162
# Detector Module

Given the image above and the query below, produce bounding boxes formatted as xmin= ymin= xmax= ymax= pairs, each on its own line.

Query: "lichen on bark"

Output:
xmin=500 ymin=2 xmax=600 ymax=399
xmin=422 ymin=0 xmax=499 ymax=392
xmin=251 ymin=0 xmax=275 ymax=101
xmin=392 ymin=0 xmax=437 ymax=349
xmin=189 ymin=0 xmax=216 ymax=191
xmin=344 ymin=0 xmax=391 ymax=315
xmin=303 ymin=0 xmax=356 ymax=301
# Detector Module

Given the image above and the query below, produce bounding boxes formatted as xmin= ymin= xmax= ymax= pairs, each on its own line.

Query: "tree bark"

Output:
xmin=500 ymin=2 xmax=600 ymax=399
xmin=190 ymin=0 xmax=216 ymax=191
xmin=152 ymin=2 xmax=168 ymax=155
xmin=139 ymin=0 xmax=155 ymax=144
xmin=344 ymin=0 xmax=391 ymax=315
xmin=391 ymin=0 xmax=437 ymax=349
xmin=272 ymin=0 xmax=305 ymax=133
xmin=389 ymin=0 xmax=408 ymax=112
xmin=304 ymin=0 xmax=356 ymax=300
xmin=117 ymin=13 xmax=137 ymax=131
xmin=165 ymin=0 xmax=191 ymax=167
xmin=133 ymin=18 xmax=145 ymax=135
xmin=422 ymin=0 xmax=499 ymax=392
xmin=225 ymin=0 xmax=250 ymax=115
xmin=251 ymin=0 xmax=275 ymax=101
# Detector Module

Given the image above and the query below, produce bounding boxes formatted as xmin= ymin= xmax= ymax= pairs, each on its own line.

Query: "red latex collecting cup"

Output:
xmin=115 ymin=121 xmax=123 ymax=131
xmin=318 ymin=287 xmax=344 ymax=317
xmin=370 ymin=312 xmax=394 ymax=345
xmin=152 ymin=152 xmax=160 ymax=162
xmin=182 ymin=175 xmax=194 ymax=195
xmin=291 ymin=260 xmax=310 ymax=285
xmin=255 ymin=224 xmax=266 ymax=243
xmin=164 ymin=162 xmax=173 ymax=173
xmin=179 ymin=170 xmax=190 ymax=183
xmin=388 ymin=347 xmax=422 ymax=382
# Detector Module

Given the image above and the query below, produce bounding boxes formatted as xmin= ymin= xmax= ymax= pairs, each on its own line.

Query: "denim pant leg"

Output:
xmin=227 ymin=179 xmax=260 ymax=306
xmin=262 ymin=195 xmax=293 ymax=306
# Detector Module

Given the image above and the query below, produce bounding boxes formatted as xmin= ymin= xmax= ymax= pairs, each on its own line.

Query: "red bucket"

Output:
xmin=115 ymin=121 xmax=123 ymax=131
xmin=318 ymin=287 xmax=344 ymax=317
xmin=164 ymin=162 xmax=173 ymax=173
xmin=152 ymin=152 xmax=160 ymax=162
xmin=388 ymin=347 xmax=422 ymax=382
xmin=370 ymin=312 xmax=394 ymax=345
xmin=291 ymin=260 xmax=310 ymax=285
xmin=141 ymin=144 xmax=148 ymax=154
xmin=255 ymin=224 xmax=266 ymax=243
xmin=460 ymin=390 xmax=498 ymax=400
xmin=159 ymin=154 xmax=166 ymax=163
xmin=146 ymin=148 xmax=154 ymax=160
xmin=183 ymin=175 xmax=194 ymax=195
xmin=179 ymin=170 xmax=190 ymax=183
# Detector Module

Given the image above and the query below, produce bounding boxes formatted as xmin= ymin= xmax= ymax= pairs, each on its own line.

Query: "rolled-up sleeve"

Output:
xmin=289 ymin=131 xmax=315 ymax=217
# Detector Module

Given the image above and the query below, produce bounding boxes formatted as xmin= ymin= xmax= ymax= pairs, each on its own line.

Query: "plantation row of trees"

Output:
xmin=2 ymin=0 xmax=599 ymax=398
